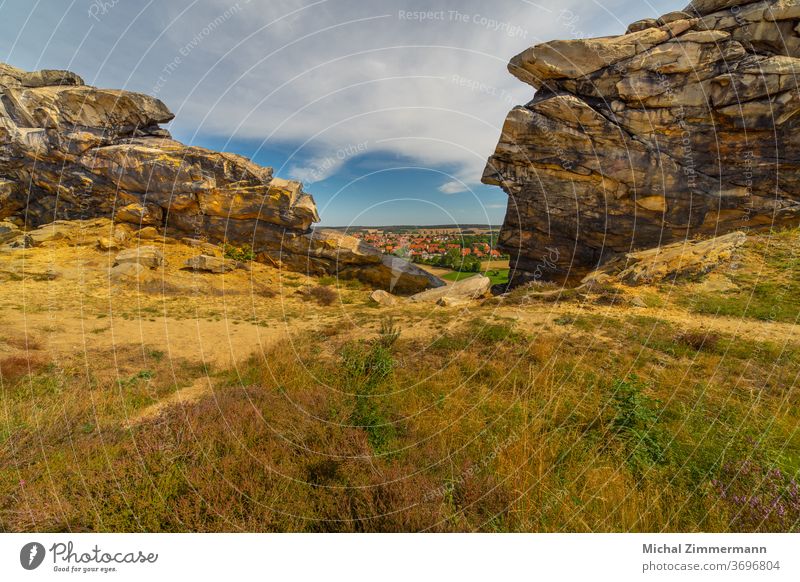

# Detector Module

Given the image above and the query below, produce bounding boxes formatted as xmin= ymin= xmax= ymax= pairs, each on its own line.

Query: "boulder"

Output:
xmin=0 ymin=220 xmax=19 ymax=244
xmin=113 ymin=246 xmax=165 ymax=269
xmin=26 ymin=223 xmax=72 ymax=245
xmin=96 ymin=237 xmax=121 ymax=251
xmin=629 ymin=296 xmax=648 ymax=309
xmin=483 ymin=1 xmax=800 ymax=285
xmin=0 ymin=62 xmax=439 ymax=294
xmin=135 ymin=226 xmax=160 ymax=240
xmin=436 ymin=296 xmax=473 ymax=308
xmin=581 ymin=232 xmax=746 ymax=286
xmin=10 ymin=234 xmax=34 ymax=248
xmin=410 ymin=275 xmax=492 ymax=304
xmin=184 ymin=254 xmax=239 ymax=274
xmin=182 ymin=238 xmax=220 ymax=255
xmin=272 ymin=229 xmax=445 ymax=295
xmin=370 ymin=289 xmax=401 ymax=306
xmin=109 ymin=262 xmax=146 ymax=282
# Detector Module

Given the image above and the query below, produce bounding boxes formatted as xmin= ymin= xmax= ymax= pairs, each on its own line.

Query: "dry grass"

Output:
xmin=0 ymin=354 xmax=49 ymax=383
xmin=307 ymin=285 xmax=338 ymax=306
xmin=1 ymin=311 xmax=798 ymax=533
xmin=1 ymin=224 xmax=799 ymax=533
xmin=1 ymin=334 xmax=43 ymax=351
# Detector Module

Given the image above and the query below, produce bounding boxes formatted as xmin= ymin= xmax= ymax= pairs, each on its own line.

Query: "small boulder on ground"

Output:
xmin=436 ymin=296 xmax=472 ymax=308
xmin=410 ymin=275 xmax=492 ymax=304
xmin=26 ymin=223 xmax=72 ymax=246
xmin=97 ymin=237 xmax=121 ymax=251
xmin=97 ymin=232 xmax=124 ymax=250
xmin=109 ymin=262 xmax=146 ymax=282
xmin=114 ymin=246 xmax=164 ymax=269
xmin=136 ymin=226 xmax=160 ymax=240
xmin=0 ymin=221 xmax=20 ymax=244
xmin=184 ymin=254 xmax=239 ymax=274
xmin=628 ymin=296 xmax=647 ymax=309
xmin=10 ymin=234 xmax=34 ymax=248
xmin=182 ymin=238 xmax=221 ymax=255
xmin=370 ymin=289 xmax=401 ymax=307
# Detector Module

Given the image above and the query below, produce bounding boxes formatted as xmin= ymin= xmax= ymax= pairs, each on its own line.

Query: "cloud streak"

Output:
xmin=0 ymin=0 xmax=682 ymax=195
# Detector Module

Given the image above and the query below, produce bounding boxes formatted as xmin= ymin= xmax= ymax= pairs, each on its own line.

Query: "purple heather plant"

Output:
xmin=713 ymin=458 xmax=800 ymax=532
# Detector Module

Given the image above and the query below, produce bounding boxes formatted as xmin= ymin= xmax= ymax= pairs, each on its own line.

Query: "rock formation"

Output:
xmin=483 ymin=0 xmax=800 ymax=286
xmin=0 ymin=62 xmax=442 ymax=295
xmin=581 ymin=230 xmax=746 ymax=286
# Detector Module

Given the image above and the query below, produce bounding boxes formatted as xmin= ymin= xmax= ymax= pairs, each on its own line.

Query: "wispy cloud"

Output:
xmin=0 ymin=0 xmax=682 ymax=190
xmin=438 ymin=180 xmax=469 ymax=194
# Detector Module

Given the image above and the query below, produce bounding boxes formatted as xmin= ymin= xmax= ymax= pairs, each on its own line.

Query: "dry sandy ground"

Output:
xmin=2 ymin=220 xmax=798 ymax=426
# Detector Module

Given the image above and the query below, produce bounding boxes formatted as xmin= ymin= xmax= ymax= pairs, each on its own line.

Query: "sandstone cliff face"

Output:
xmin=0 ymin=62 xmax=441 ymax=294
xmin=483 ymin=0 xmax=800 ymax=285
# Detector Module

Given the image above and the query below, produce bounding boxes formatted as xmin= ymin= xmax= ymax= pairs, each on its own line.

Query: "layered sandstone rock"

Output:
xmin=0 ymin=62 xmax=442 ymax=294
xmin=581 ymin=231 xmax=746 ymax=286
xmin=483 ymin=0 xmax=800 ymax=286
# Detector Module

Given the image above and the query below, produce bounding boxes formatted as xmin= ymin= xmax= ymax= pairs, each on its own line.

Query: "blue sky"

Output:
xmin=0 ymin=0 xmax=681 ymax=226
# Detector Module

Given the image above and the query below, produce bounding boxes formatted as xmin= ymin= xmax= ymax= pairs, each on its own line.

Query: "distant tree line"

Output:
xmin=415 ymin=248 xmax=483 ymax=272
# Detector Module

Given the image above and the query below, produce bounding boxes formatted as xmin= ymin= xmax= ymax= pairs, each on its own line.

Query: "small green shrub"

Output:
xmin=342 ymin=339 xmax=397 ymax=454
xmin=377 ymin=317 xmax=401 ymax=349
xmin=429 ymin=335 xmax=470 ymax=352
xmin=223 ymin=244 xmax=255 ymax=262
xmin=608 ymin=376 xmax=668 ymax=472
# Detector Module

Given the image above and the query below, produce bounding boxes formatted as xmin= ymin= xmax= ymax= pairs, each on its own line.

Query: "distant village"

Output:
xmin=347 ymin=227 xmax=509 ymax=265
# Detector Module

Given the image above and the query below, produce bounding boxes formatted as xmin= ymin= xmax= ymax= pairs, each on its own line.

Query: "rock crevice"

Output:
xmin=484 ymin=0 xmax=800 ymax=284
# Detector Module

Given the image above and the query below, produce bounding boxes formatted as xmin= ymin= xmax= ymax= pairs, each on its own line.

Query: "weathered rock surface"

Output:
xmin=184 ymin=254 xmax=240 ymax=274
xmin=114 ymin=246 xmax=164 ymax=270
xmin=277 ymin=229 xmax=444 ymax=295
xmin=370 ymin=289 xmax=401 ymax=306
xmin=484 ymin=0 xmax=800 ymax=286
xmin=582 ymin=231 xmax=746 ymax=286
xmin=410 ymin=275 xmax=492 ymax=304
xmin=0 ymin=62 xmax=441 ymax=294
xmin=0 ymin=220 xmax=19 ymax=243
xmin=109 ymin=262 xmax=147 ymax=282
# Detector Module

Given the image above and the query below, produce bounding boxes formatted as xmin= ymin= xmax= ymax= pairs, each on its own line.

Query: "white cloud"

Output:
xmin=438 ymin=180 xmax=469 ymax=194
xmin=132 ymin=0 xmax=664 ymax=183
xmin=289 ymin=155 xmax=347 ymax=184
xmin=1 ymin=0 xmax=682 ymax=187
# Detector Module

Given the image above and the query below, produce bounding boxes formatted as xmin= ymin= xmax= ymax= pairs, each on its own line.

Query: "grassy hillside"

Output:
xmin=1 ymin=226 xmax=798 ymax=532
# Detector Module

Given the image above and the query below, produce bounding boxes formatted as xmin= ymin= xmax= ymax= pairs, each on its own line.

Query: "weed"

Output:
xmin=223 ymin=244 xmax=255 ymax=263
xmin=309 ymin=286 xmax=338 ymax=306
xmin=676 ymin=330 xmax=720 ymax=353
xmin=377 ymin=317 xmax=401 ymax=349
xmin=429 ymin=335 xmax=469 ymax=352
xmin=474 ymin=322 xmax=517 ymax=343
xmin=608 ymin=376 xmax=668 ymax=472
xmin=342 ymin=340 xmax=396 ymax=454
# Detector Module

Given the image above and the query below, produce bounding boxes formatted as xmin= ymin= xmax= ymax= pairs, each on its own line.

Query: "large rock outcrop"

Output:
xmin=0 ymin=62 xmax=442 ymax=294
xmin=483 ymin=0 xmax=800 ymax=286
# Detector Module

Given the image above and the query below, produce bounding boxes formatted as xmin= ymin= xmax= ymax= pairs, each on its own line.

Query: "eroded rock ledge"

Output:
xmin=483 ymin=0 xmax=800 ymax=286
xmin=0 ymin=62 xmax=442 ymax=294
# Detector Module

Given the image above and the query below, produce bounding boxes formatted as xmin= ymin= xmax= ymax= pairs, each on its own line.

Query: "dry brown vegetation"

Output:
xmin=1 ymin=309 xmax=799 ymax=532
xmin=1 ymin=224 xmax=799 ymax=532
